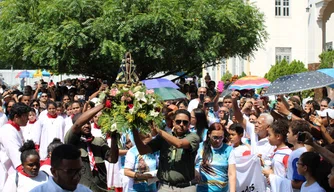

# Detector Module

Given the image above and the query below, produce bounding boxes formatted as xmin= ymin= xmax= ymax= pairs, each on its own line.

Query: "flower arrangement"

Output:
xmin=98 ymin=83 xmax=164 ymax=134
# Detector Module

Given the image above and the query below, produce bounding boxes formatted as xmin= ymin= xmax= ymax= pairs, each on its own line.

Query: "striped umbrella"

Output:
xmin=229 ymin=76 xmax=271 ymax=90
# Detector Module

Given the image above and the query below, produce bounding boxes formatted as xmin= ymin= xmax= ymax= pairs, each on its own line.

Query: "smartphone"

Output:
xmin=199 ymin=94 xmax=204 ymax=102
xmin=204 ymin=102 xmax=215 ymax=108
xmin=297 ymin=132 xmax=306 ymax=142
xmin=217 ymin=81 xmax=224 ymax=92
xmin=223 ymin=113 xmax=229 ymax=126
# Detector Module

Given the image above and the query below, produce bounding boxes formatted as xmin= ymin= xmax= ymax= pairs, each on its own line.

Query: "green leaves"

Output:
xmin=0 ymin=0 xmax=267 ymax=79
xmin=265 ymin=59 xmax=307 ymax=82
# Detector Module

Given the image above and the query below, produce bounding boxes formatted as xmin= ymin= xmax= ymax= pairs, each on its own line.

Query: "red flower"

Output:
xmin=105 ymin=100 xmax=112 ymax=108
xmin=128 ymin=104 xmax=134 ymax=109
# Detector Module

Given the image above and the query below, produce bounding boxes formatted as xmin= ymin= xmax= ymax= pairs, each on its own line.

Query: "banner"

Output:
xmin=236 ymin=155 xmax=266 ymax=192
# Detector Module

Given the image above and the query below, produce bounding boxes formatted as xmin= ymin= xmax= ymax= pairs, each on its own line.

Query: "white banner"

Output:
xmin=236 ymin=155 xmax=266 ymax=192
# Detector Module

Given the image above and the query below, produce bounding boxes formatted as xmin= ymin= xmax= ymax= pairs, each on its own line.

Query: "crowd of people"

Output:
xmin=0 ymin=76 xmax=333 ymax=192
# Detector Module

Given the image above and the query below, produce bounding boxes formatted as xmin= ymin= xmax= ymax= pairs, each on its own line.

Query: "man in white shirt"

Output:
xmin=232 ymin=98 xmax=275 ymax=158
xmin=30 ymin=144 xmax=92 ymax=192
xmin=187 ymin=87 xmax=207 ymax=113
xmin=0 ymin=103 xmax=30 ymax=191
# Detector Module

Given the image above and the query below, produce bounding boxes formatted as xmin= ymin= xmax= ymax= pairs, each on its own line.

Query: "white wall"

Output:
xmin=0 ymin=69 xmax=88 ymax=89
xmin=248 ymin=0 xmax=309 ymax=76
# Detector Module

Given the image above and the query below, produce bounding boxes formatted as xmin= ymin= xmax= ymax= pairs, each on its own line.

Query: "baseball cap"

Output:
xmin=316 ymin=109 xmax=334 ymax=119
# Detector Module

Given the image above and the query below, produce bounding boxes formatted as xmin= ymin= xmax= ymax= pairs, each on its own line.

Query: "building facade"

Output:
xmin=203 ymin=0 xmax=334 ymax=84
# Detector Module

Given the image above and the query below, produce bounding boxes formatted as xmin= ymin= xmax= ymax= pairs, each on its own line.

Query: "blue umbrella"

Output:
xmin=318 ymin=68 xmax=334 ymax=88
xmin=142 ymin=78 xmax=179 ymax=89
xmin=15 ymin=70 xmax=32 ymax=78
xmin=264 ymin=71 xmax=334 ymax=96
xmin=41 ymin=70 xmax=51 ymax=77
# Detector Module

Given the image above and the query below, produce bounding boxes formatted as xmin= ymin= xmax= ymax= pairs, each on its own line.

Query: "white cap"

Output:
xmin=316 ymin=109 xmax=334 ymax=119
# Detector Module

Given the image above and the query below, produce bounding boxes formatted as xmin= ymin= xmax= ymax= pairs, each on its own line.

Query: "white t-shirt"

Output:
xmin=187 ymin=99 xmax=200 ymax=113
xmin=21 ymin=120 xmax=41 ymax=143
xmin=245 ymin=121 xmax=275 ymax=158
xmin=3 ymin=171 xmax=48 ymax=192
xmin=287 ymin=147 xmax=306 ymax=192
xmin=301 ymin=181 xmax=325 ymax=192
xmin=232 ymin=144 xmax=251 ymax=157
xmin=271 ymin=146 xmax=291 ymax=178
xmin=0 ymin=113 xmax=8 ymax=127
xmin=90 ymin=123 xmax=102 ymax=137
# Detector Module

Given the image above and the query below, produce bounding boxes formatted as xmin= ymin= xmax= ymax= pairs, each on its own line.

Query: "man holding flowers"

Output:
xmin=132 ymin=109 xmax=200 ymax=192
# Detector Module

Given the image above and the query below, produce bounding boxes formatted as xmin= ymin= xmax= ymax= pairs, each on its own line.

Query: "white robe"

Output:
xmin=90 ymin=123 xmax=102 ymax=137
xmin=0 ymin=123 xmax=24 ymax=191
xmin=0 ymin=113 xmax=8 ymax=128
xmin=3 ymin=171 xmax=48 ymax=192
xmin=38 ymin=116 xmax=65 ymax=159
xmin=30 ymin=176 xmax=92 ymax=192
xmin=64 ymin=116 xmax=73 ymax=136
xmin=21 ymin=120 xmax=41 ymax=143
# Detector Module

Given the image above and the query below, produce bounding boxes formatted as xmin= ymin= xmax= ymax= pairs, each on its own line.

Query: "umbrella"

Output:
xmin=229 ymin=76 xmax=270 ymax=90
xmin=15 ymin=70 xmax=32 ymax=78
xmin=153 ymin=87 xmax=186 ymax=100
xmin=142 ymin=78 xmax=179 ymax=89
xmin=42 ymin=70 xmax=51 ymax=77
xmin=264 ymin=71 xmax=334 ymax=96
xmin=318 ymin=68 xmax=334 ymax=88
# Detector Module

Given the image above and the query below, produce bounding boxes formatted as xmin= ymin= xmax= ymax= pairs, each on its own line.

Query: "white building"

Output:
xmin=203 ymin=0 xmax=334 ymax=84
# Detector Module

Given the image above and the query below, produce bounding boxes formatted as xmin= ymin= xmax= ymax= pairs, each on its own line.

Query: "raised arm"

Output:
xmin=232 ymin=98 xmax=246 ymax=128
xmin=132 ymin=127 xmax=152 ymax=155
xmin=71 ymin=103 xmax=105 ymax=134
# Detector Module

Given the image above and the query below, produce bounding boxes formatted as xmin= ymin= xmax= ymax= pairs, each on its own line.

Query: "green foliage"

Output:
xmin=319 ymin=50 xmax=334 ymax=69
xmin=239 ymin=71 xmax=247 ymax=78
xmin=0 ymin=0 xmax=267 ymax=79
xmin=265 ymin=59 xmax=307 ymax=82
xmin=221 ymin=71 xmax=232 ymax=82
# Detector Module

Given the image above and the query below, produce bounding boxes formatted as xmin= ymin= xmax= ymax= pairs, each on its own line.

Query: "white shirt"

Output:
xmin=38 ymin=116 xmax=65 ymax=159
xmin=0 ymin=113 xmax=8 ymax=128
xmin=40 ymin=165 xmax=52 ymax=176
xmin=232 ymin=144 xmax=251 ymax=157
xmin=3 ymin=171 xmax=48 ymax=192
xmin=187 ymin=99 xmax=200 ymax=113
xmin=300 ymin=181 xmax=325 ymax=192
xmin=0 ymin=123 xmax=24 ymax=175
xmin=30 ymin=176 xmax=92 ymax=192
xmin=245 ymin=121 xmax=276 ymax=158
xmin=21 ymin=120 xmax=41 ymax=143
xmin=287 ymin=147 xmax=306 ymax=190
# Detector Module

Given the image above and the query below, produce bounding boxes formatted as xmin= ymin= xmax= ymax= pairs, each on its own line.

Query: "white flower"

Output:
xmin=150 ymin=110 xmax=159 ymax=117
xmin=110 ymin=123 xmax=117 ymax=131
xmin=129 ymin=107 xmax=135 ymax=114
xmin=134 ymin=91 xmax=147 ymax=103
xmin=148 ymin=97 xmax=155 ymax=105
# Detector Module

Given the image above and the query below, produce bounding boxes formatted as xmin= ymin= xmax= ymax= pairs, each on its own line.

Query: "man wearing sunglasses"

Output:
xmin=31 ymin=144 xmax=92 ymax=192
xmin=132 ymin=109 xmax=201 ymax=191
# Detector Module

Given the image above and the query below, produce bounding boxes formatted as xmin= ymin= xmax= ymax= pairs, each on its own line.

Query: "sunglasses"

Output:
xmin=175 ymin=120 xmax=189 ymax=125
xmin=41 ymin=95 xmax=48 ymax=97
xmin=32 ymin=104 xmax=39 ymax=107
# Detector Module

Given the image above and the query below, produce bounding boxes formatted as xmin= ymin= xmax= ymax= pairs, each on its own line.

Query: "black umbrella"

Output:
xmin=264 ymin=71 xmax=334 ymax=96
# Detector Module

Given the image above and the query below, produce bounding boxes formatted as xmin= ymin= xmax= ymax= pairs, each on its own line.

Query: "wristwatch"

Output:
xmin=287 ymin=112 xmax=292 ymax=120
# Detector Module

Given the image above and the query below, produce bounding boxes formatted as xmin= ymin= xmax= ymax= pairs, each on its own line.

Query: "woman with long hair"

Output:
xmin=195 ymin=122 xmax=236 ymax=192
xmin=3 ymin=140 xmax=48 ymax=191
xmin=190 ymin=108 xmax=208 ymax=141
xmin=297 ymin=152 xmax=326 ymax=192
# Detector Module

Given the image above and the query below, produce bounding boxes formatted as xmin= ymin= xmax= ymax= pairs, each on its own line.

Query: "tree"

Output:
xmin=0 ymin=0 xmax=267 ymax=80
xmin=221 ymin=71 xmax=232 ymax=82
xmin=238 ymin=71 xmax=247 ymax=78
xmin=264 ymin=60 xmax=307 ymax=82
xmin=319 ymin=50 xmax=334 ymax=69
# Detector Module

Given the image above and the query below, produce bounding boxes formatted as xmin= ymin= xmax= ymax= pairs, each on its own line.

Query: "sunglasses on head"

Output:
xmin=175 ymin=120 xmax=189 ymax=125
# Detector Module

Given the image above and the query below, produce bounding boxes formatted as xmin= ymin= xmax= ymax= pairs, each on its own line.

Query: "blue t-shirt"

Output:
xmin=195 ymin=142 xmax=234 ymax=192
xmin=125 ymin=146 xmax=159 ymax=192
